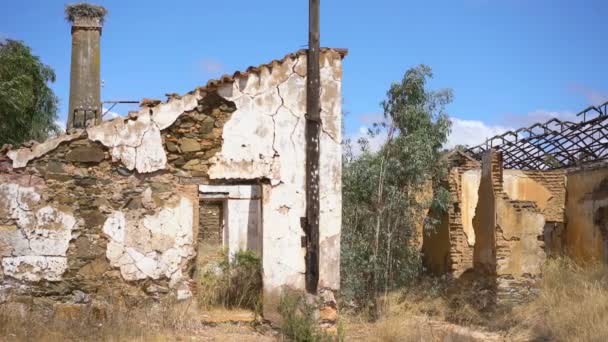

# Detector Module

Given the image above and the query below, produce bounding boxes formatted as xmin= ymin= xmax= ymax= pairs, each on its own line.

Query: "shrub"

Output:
xmin=196 ymin=249 xmax=262 ymax=311
xmin=278 ymin=290 xmax=335 ymax=342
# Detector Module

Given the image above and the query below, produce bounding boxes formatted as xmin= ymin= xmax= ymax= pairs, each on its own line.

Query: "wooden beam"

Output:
xmin=305 ymin=0 xmax=321 ymax=294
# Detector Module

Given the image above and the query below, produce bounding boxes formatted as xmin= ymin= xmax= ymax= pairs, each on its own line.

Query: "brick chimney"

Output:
xmin=65 ymin=3 xmax=107 ymax=130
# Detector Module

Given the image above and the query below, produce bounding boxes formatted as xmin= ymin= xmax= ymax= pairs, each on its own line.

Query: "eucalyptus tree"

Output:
xmin=341 ymin=65 xmax=452 ymax=318
xmin=0 ymin=39 xmax=60 ymax=146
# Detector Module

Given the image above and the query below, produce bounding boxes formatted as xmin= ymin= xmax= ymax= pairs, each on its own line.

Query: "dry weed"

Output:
xmin=372 ymin=315 xmax=425 ymax=342
xmin=0 ymin=298 xmax=265 ymax=341
xmin=513 ymin=257 xmax=608 ymax=342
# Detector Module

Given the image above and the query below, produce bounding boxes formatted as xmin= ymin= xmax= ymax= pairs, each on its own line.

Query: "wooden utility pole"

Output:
xmin=305 ymin=0 xmax=321 ymax=294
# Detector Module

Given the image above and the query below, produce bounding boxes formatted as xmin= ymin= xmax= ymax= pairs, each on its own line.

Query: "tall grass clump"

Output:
xmin=196 ymin=249 xmax=262 ymax=311
xmin=514 ymin=257 xmax=608 ymax=341
xmin=278 ymin=290 xmax=335 ymax=342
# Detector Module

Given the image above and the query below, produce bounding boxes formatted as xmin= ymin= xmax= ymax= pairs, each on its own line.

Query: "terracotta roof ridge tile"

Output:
xmin=137 ymin=47 xmax=347 ymax=113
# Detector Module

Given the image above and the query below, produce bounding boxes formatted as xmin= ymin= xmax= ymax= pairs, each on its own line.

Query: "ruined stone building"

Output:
xmin=423 ymin=102 xmax=608 ymax=303
xmin=0 ymin=5 xmax=346 ymax=322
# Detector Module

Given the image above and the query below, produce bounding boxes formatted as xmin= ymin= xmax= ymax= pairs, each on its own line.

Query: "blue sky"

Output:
xmin=2 ymin=0 xmax=606 ymax=148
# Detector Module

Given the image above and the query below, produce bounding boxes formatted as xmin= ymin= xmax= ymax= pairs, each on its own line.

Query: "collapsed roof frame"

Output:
xmin=466 ymin=101 xmax=608 ymax=170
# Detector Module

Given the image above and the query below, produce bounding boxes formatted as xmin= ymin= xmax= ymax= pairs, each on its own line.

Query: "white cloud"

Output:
xmin=346 ymin=108 xmax=579 ymax=155
xmin=446 ymin=117 xmax=511 ymax=149
xmin=343 ymin=126 xmax=387 ymax=156
xmin=102 ymin=107 xmax=123 ymax=120
xmin=447 ymin=109 xmax=575 ymax=149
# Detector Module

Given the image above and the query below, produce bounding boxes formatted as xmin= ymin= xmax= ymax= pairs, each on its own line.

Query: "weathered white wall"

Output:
xmin=199 ymin=185 xmax=262 ymax=257
xmin=87 ymin=92 xmax=200 ymax=174
xmin=0 ymin=175 xmax=76 ymax=281
xmin=102 ymin=194 xmax=195 ymax=286
xmin=208 ymin=51 xmax=343 ymax=297
xmin=1 ymin=50 xmax=344 ymax=310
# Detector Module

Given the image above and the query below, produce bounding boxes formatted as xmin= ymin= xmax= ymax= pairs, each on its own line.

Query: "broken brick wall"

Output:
xmin=564 ymin=165 xmax=608 ymax=262
xmin=422 ymin=152 xmax=479 ymax=276
xmin=447 ymin=156 xmax=480 ymax=276
xmin=471 ymin=150 xmax=547 ymax=303
xmin=471 ymin=151 xmax=498 ymax=274
xmin=446 ymin=161 xmax=566 ymax=277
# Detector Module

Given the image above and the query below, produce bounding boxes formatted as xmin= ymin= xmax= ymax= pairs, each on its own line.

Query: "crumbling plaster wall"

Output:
xmin=421 ymin=152 xmax=480 ymax=276
xmin=461 ymin=169 xmax=565 ymax=249
xmin=440 ymin=153 xmax=479 ymax=276
xmin=0 ymin=50 xmax=344 ymax=314
xmin=0 ymin=82 xmax=234 ymax=300
xmin=208 ymin=50 xmax=343 ymax=298
xmin=461 ymin=170 xmax=480 ymax=247
xmin=472 ymin=153 xmax=497 ymax=273
xmin=565 ymin=166 xmax=608 ymax=262
xmin=472 ymin=150 xmax=546 ymax=303
xmin=0 ymin=174 xmax=76 ymax=282
xmin=1 ymin=137 xmax=201 ymax=301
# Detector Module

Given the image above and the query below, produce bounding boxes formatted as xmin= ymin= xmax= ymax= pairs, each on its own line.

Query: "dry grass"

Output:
xmin=343 ymin=290 xmax=501 ymax=342
xmin=369 ymin=316 xmax=425 ymax=342
xmin=0 ymin=299 xmax=271 ymax=342
xmin=349 ymin=257 xmax=608 ymax=341
xmin=512 ymin=257 xmax=608 ymax=342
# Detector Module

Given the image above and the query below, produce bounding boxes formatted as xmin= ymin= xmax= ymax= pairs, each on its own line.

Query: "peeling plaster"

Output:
xmin=2 ymin=256 xmax=67 ymax=282
xmin=87 ymin=112 xmax=167 ymax=173
xmin=209 ymin=52 xmax=343 ymax=293
xmin=0 ymin=182 xmax=76 ymax=281
xmin=7 ymin=91 xmax=201 ymax=173
xmin=1 ymin=50 xmax=345 ymax=307
xmin=102 ymin=195 xmax=194 ymax=284
xmin=7 ymin=131 xmax=83 ymax=168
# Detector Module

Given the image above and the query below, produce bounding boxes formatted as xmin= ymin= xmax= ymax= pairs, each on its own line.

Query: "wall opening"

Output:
xmin=193 ymin=199 xmax=226 ymax=280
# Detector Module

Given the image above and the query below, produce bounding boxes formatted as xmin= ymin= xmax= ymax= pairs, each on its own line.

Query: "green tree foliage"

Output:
xmin=341 ymin=65 xmax=452 ymax=318
xmin=0 ymin=39 xmax=60 ymax=146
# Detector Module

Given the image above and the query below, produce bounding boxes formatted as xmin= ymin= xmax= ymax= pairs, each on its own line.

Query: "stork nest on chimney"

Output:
xmin=65 ymin=3 xmax=107 ymax=24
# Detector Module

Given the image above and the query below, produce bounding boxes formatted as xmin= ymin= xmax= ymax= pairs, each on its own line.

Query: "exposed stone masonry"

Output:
xmin=0 ymin=48 xmax=346 ymax=324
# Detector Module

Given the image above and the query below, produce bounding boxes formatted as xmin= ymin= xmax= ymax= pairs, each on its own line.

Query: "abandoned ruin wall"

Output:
xmin=421 ymin=147 xmax=608 ymax=302
xmin=564 ymin=165 xmax=608 ymax=262
xmin=0 ymin=49 xmax=345 ymax=319
xmin=422 ymin=152 xmax=479 ymax=276
xmin=423 ymin=151 xmax=567 ymax=277
xmin=471 ymin=150 xmax=547 ymax=303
